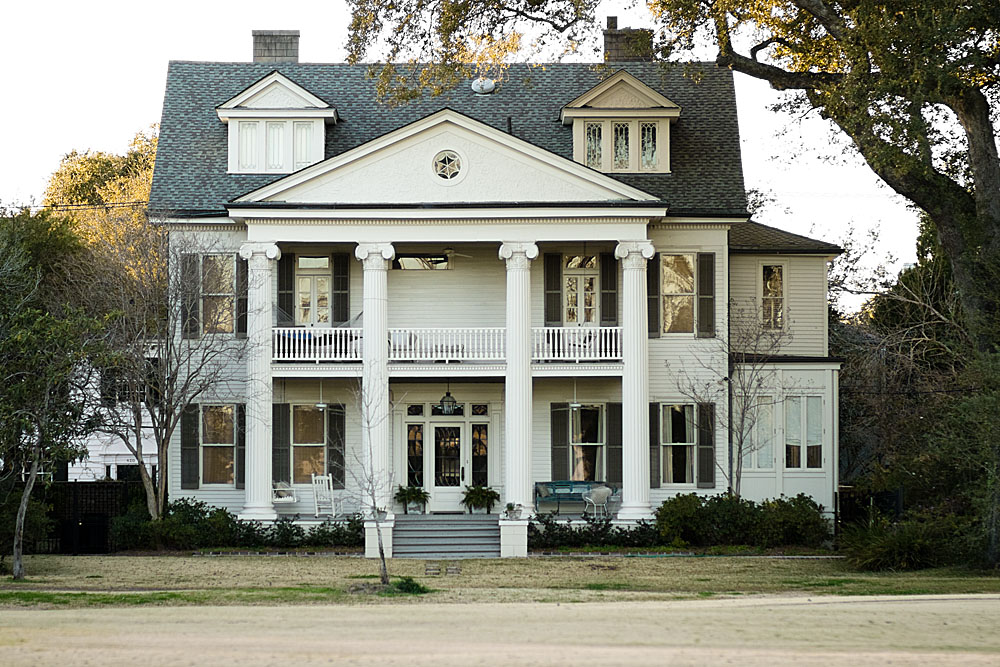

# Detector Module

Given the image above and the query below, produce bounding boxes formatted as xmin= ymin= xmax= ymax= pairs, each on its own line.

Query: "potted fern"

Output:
xmin=461 ymin=485 xmax=500 ymax=514
xmin=394 ymin=485 xmax=430 ymax=514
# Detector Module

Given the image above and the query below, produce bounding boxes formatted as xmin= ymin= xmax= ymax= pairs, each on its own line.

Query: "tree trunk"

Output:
xmin=374 ymin=514 xmax=389 ymax=586
xmin=12 ymin=447 xmax=41 ymax=581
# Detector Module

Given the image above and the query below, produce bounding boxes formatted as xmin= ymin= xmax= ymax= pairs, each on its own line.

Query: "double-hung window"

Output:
xmin=563 ymin=255 xmax=599 ymax=325
xmin=570 ymin=404 xmax=604 ymax=481
xmin=661 ymin=254 xmax=695 ymax=333
xmin=785 ymin=396 xmax=823 ymax=469
xmin=661 ymin=404 xmax=696 ymax=484
xmin=296 ymin=256 xmax=331 ymax=326
xmin=741 ymin=397 xmax=775 ymax=471
xmin=201 ymin=255 xmax=236 ymax=334
xmin=202 ymin=405 xmax=235 ymax=485
xmin=291 ymin=405 xmax=326 ymax=483
xmin=762 ymin=264 xmax=784 ymax=329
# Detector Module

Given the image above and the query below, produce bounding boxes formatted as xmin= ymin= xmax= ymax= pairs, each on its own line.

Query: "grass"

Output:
xmin=1 ymin=554 xmax=997 ymax=608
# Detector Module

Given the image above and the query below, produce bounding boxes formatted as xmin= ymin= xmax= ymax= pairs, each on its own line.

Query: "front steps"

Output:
xmin=392 ymin=513 xmax=501 ymax=559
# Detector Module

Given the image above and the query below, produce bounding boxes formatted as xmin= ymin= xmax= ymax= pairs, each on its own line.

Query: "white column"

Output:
xmin=499 ymin=242 xmax=538 ymax=513
xmin=238 ymin=241 xmax=281 ymax=521
xmin=355 ymin=243 xmax=395 ymax=517
xmin=615 ymin=240 xmax=655 ymax=520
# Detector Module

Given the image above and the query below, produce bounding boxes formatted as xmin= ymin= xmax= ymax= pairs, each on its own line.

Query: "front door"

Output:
xmin=429 ymin=424 xmax=464 ymax=511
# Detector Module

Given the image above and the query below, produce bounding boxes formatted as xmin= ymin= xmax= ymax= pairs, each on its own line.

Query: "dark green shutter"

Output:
xmin=650 ymin=403 xmax=661 ymax=489
xmin=647 ymin=252 xmax=660 ymax=338
xmin=181 ymin=254 xmax=200 ymax=339
xmin=600 ymin=252 xmax=618 ymax=326
xmin=327 ymin=404 xmax=346 ymax=489
xmin=332 ymin=253 xmax=350 ymax=325
xmin=236 ymin=256 xmax=248 ymax=338
xmin=606 ymin=402 xmax=622 ymax=485
xmin=697 ymin=403 xmax=716 ymax=488
xmin=696 ymin=253 xmax=715 ymax=338
xmin=550 ymin=403 xmax=569 ymax=480
xmin=272 ymin=403 xmax=290 ymax=484
xmin=180 ymin=404 xmax=199 ymax=489
xmin=277 ymin=254 xmax=294 ymax=326
xmin=544 ymin=254 xmax=562 ymax=327
xmin=235 ymin=404 xmax=246 ymax=489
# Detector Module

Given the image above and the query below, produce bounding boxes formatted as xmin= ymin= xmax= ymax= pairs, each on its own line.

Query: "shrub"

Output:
xmin=841 ymin=510 xmax=970 ymax=571
xmin=701 ymin=494 xmax=761 ymax=545
xmin=528 ymin=513 xmax=662 ymax=550
xmin=757 ymin=494 xmax=831 ymax=547
xmin=654 ymin=493 xmax=708 ymax=547
xmin=267 ymin=515 xmax=306 ymax=548
xmin=0 ymin=494 xmax=53 ymax=555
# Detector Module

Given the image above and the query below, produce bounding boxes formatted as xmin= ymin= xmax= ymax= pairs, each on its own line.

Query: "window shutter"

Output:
xmin=550 ymin=403 xmax=569 ymax=480
xmin=649 ymin=403 xmax=660 ymax=489
xmin=331 ymin=253 xmax=350 ymax=325
xmin=236 ymin=256 xmax=248 ymax=338
xmin=647 ymin=252 xmax=660 ymax=338
xmin=180 ymin=254 xmax=200 ymax=339
xmin=327 ymin=404 xmax=346 ymax=489
xmin=600 ymin=253 xmax=618 ymax=326
xmin=180 ymin=404 xmax=199 ymax=489
xmin=277 ymin=253 xmax=294 ymax=326
xmin=697 ymin=402 xmax=716 ymax=488
xmin=696 ymin=253 xmax=715 ymax=338
xmin=235 ymin=404 xmax=246 ymax=489
xmin=606 ymin=402 xmax=622 ymax=485
xmin=272 ymin=403 xmax=290 ymax=484
xmin=544 ymin=254 xmax=562 ymax=327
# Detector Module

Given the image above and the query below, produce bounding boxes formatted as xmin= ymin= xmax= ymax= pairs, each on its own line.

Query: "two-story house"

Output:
xmin=149 ymin=24 xmax=842 ymax=557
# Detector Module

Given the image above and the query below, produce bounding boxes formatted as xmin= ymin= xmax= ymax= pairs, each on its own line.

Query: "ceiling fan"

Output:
xmin=443 ymin=246 xmax=474 ymax=259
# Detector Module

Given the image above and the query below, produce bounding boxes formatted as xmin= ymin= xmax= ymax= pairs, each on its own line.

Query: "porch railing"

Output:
xmin=388 ymin=327 xmax=506 ymax=362
xmin=272 ymin=327 xmax=363 ymax=362
xmin=531 ymin=326 xmax=623 ymax=362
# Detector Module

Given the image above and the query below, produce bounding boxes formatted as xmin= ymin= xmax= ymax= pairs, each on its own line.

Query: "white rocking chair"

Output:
xmin=311 ymin=473 xmax=341 ymax=517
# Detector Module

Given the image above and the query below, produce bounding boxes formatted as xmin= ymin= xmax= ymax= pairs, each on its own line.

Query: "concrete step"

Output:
xmin=393 ymin=514 xmax=501 ymax=559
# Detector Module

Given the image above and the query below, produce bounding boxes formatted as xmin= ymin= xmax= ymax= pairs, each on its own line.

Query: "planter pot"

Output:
xmin=406 ymin=502 xmax=425 ymax=514
xmin=504 ymin=509 xmax=522 ymax=520
xmin=468 ymin=506 xmax=488 ymax=514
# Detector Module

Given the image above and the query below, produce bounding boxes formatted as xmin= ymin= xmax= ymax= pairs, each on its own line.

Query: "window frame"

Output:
xmin=574 ymin=118 xmax=668 ymax=173
xmin=660 ymin=403 xmax=697 ymax=486
xmin=200 ymin=404 xmax=236 ymax=486
xmin=562 ymin=254 xmax=601 ymax=326
xmin=200 ymin=254 xmax=237 ymax=335
xmin=660 ymin=253 xmax=697 ymax=335
xmin=294 ymin=256 xmax=332 ymax=327
xmin=784 ymin=395 xmax=824 ymax=470
xmin=569 ymin=403 xmax=606 ymax=482
xmin=760 ymin=262 xmax=786 ymax=330
xmin=290 ymin=404 xmax=327 ymax=485
xmin=741 ymin=396 xmax=775 ymax=471
xmin=231 ymin=118 xmax=322 ymax=174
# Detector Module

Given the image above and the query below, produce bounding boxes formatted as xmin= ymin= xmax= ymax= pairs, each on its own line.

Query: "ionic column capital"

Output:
xmin=614 ymin=240 xmax=655 ymax=268
xmin=239 ymin=242 xmax=281 ymax=261
xmin=355 ymin=242 xmax=395 ymax=270
xmin=498 ymin=242 xmax=539 ymax=270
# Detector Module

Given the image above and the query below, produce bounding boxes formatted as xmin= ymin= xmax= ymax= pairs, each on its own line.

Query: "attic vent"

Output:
xmin=433 ymin=151 xmax=462 ymax=179
xmin=471 ymin=77 xmax=496 ymax=95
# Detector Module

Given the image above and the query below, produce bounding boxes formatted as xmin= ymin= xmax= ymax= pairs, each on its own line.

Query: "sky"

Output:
xmin=0 ymin=0 xmax=919 ymax=273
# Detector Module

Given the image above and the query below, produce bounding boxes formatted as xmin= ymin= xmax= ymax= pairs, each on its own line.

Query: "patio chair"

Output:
xmin=272 ymin=481 xmax=297 ymax=504
xmin=582 ymin=485 xmax=612 ymax=518
xmin=311 ymin=473 xmax=341 ymax=517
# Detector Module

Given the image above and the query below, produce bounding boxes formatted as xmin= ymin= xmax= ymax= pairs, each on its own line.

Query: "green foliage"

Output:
xmin=388 ymin=576 xmax=429 ymax=595
xmin=528 ymin=514 xmax=663 ymax=550
xmin=840 ymin=510 xmax=972 ymax=571
xmin=110 ymin=499 xmax=364 ymax=551
xmin=460 ymin=485 xmax=500 ymax=513
xmin=0 ymin=494 xmax=52 ymax=556
xmin=757 ymin=495 xmax=831 ymax=549
xmin=394 ymin=485 xmax=431 ymax=513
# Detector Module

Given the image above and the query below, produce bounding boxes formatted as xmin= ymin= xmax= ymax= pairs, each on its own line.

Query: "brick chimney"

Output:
xmin=252 ymin=30 xmax=300 ymax=63
xmin=603 ymin=17 xmax=654 ymax=62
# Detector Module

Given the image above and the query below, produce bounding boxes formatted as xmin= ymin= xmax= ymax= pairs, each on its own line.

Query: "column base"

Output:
xmin=615 ymin=504 xmax=654 ymax=522
xmin=499 ymin=519 xmax=529 ymax=558
xmin=238 ymin=505 xmax=277 ymax=522
xmin=364 ymin=519 xmax=394 ymax=559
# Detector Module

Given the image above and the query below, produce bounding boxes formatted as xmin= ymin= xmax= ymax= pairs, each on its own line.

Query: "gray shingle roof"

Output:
xmin=150 ymin=62 xmax=748 ymax=217
xmin=729 ymin=221 xmax=843 ymax=254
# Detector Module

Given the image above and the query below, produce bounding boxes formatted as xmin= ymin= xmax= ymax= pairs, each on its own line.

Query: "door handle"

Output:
xmin=461 ymin=466 xmax=465 ymax=480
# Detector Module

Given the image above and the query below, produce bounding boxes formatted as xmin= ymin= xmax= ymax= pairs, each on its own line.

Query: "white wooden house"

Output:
xmin=149 ymin=25 xmax=842 ymax=557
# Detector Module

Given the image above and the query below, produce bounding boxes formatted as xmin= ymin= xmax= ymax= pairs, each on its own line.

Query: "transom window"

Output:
xmin=763 ymin=265 xmax=784 ymax=329
xmin=202 ymin=405 xmax=235 ymax=485
xmin=661 ymin=254 xmax=695 ymax=334
xmin=785 ymin=396 xmax=823 ymax=469
xmin=292 ymin=405 xmax=326 ymax=484
xmin=661 ymin=404 xmax=695 ymax=484
xmin=742 ymin=397 xmax=774 ymax=471
xmin=570 ymin=404 xmax=604 ymax=481
xmin=201 ymin=255 xmax=236 ymax=334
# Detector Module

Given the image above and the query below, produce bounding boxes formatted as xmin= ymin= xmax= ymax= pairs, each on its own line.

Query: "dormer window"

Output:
xmin=217 ymin=72 xmax=338 ymax=174
xmin=562 ymin=70 xmax=680 ymax=174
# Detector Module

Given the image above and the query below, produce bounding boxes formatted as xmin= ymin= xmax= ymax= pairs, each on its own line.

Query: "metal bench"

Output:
xmin=534 ymin=481 xmax=616 ymax=514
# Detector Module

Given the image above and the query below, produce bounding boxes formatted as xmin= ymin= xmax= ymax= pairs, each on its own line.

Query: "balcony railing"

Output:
xmin=388 ymin=327 xmax=506 ymax=362
xmin=532 ymin=326 xmax=623 ymax=362
xmin=273 ymin=327 xmax=362 ymax=362
xmin=272 ymin=326 xmax=623 ymax=363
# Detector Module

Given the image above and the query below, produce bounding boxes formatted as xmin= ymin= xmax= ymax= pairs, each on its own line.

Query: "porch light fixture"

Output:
xmin=315 ymin=380 xmax=327 ymax=411
xmin=438 ymin=381 xmax=458 ymax=415
xmin=569 ymin=378 xmax=582 ymax=409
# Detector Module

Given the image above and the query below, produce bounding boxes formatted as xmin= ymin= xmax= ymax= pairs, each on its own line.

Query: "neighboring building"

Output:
xmin=149 ymin=23 xmax=842 ymax=557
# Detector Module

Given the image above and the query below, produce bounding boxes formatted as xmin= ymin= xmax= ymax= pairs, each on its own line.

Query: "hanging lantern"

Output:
xmin=439 ymin=390 xmax=457 ymax=415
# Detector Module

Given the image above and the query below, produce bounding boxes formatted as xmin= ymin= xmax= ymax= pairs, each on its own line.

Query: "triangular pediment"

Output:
xmin=235 ymin=109 xmax=658 ymax=205
xmin=560 ymin=70 xmax=681 ymax=124
xmin=218 ymin=71 xmax=329 ymax=110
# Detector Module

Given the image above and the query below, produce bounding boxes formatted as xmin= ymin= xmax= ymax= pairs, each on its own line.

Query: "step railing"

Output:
xmin=531 ymin=326 xmax=623 ymax=362
xmin=272 ymin=327 xmax=362 ymax=362
xmin=388 ymin=327 xmax=505 ymax=362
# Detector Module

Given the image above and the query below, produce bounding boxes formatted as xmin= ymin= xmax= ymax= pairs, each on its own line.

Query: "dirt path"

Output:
xmin=2 ymin=595 xmax=998 ymax=665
